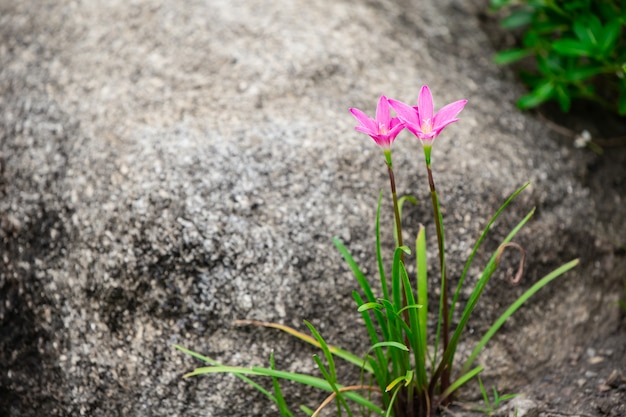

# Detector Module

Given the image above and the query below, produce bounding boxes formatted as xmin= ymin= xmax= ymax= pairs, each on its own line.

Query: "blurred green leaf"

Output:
xmin=563 ymin=65 xmax=604 ymax=82
xmin=522 ymin=30 xmax=540 ymax=48
xmin=494 ymin=48 xmax=531 ymax=64
xmin=501 ymin=9 xmax=534 ymax=29
xmin=564 ymin=0 xmax=590 ymax=13
xmin=599 ymin=19 xmax=622 ymax=57
xmin=555 ymin=84 xmax=571 ymax=112
xmin=536 ymin=54 xmax=552 ymax=75
xmin=517 ymin=80 xmax=555 ymax=109
xmin=573 ymin=18 xmax=597 ymax=45
xmin=588 ymin=14 xmax=604 ymax=43
xmin=552 ymin=39 xmax=593 ymax=56
xmin=490 ymin=0 xmax=513 ymax=10
xmin=536 ymin=54 xmax=566 ymax=76
xmin=533 ymin=19 xmax=569 ymax=34
xmin=495 ymin=0 xmax=626 ymax=114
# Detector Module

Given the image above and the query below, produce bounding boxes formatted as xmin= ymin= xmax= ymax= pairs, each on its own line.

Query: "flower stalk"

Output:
xmin=386 ymin=153 xmax=404 ymax=253
xmin=425 ymin=161 xmax=450 ymax=399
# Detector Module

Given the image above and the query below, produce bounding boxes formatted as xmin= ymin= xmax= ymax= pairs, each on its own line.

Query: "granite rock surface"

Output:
xmin=0 ymin=0 xmax=624 ymax=416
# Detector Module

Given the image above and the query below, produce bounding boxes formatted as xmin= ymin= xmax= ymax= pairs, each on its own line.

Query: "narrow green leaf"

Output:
xmin=300 ymin=405 xmax=315 ymax=416
xmin=415 ymin=225 xmax=429 ymax=382
xmin=358 ymin=302 xmax=383 ymax=312
xmin=391 ymin=246 xmax=410 ymax=310
xmin=440 ymin=366 xmax=484 ymax=402
xmin=370 ymin=341 xmax=409 ymax=352
xmin=184 ymin=365 xmax=385 ymax=414
xmin=334 ymin=237 xmax=375 ymax=302
xmin=396 ymin=303 xmax=423 ymax=315
xmin=379 ymin=298 xmax=396 ymax=313
xmin=174 ymin=344 xmax=216 ymax=364
xmin=233 ymin=320 xmax=374 ymax=374
xmin=377 ymin=295 xmax=406 ymax=378
xmin=493 ymin=48 xmax=531 ymax=65
xmin=174 ymin=347 xmax=300 ymax=414
xmin=399 ymin=245 xmax=426 ymax=390
xmin=385 ymin=371 xmax=413 ymax=392
xmin=353 ymin=292 xmax=390 ymax=407
xmin=352 ymin=294 xmax=382 ymax=351
xmin=312 ymin=354 xmax=354 ymax=417
xmin=270 ymin=352 xmax=295 ymax=417
xmin=385 ymin=387 xmax=403 ymax=417
xmin=304 ymin=320 xmax=337 ymax=384
xmin=461 ymin=259 xmax=579 ymax=374
xmin=478 ymin=376 xmax=489 ymax=406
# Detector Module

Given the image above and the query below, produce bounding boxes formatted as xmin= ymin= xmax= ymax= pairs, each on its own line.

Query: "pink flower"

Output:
xmin=388 ymin=85 xmax=467 ymax=146
xmin=349 ymin=95 xmax=404 ymax=149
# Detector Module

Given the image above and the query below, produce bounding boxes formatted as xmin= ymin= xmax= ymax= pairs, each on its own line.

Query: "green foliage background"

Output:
xmin=492 ymin=0 xmax=626 ymax=115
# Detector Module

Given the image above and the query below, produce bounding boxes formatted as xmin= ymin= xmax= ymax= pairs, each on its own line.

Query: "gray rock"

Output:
xmin=0 ymin=0 xmax=623 ymax=416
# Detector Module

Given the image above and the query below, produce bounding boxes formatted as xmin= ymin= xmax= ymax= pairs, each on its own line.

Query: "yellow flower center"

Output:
xmin=421 ymin=118 xmax=433 ymax=133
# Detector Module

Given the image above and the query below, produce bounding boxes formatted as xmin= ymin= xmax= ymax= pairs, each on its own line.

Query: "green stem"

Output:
xmin=426 ymin=161 xmax=450 ymax=398
xmin=386 ymin=156 xmax=411 ymax=352
xmin=387 ymin=161 xmax=404 ymax=252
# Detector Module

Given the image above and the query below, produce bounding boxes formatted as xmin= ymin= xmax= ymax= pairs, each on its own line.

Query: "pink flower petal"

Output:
xmin=388 ymin=99 xmax=419 ymax=126
xmin=388 ymin=121 xmax=405 ymax=138
xmin=354 ymin=125 xmax=374 ymax=135
xmin=375 ymin=95 xmax=391 ymax=127
xmin=417 ymin=85 xmax=434 ymax=127
xmin=433 ymin=118 xmax=460 ymax=137
xmin=349 ymin=108 xmax=377 ymax=132
xmin=432 ymin=100 xmax=468 ymax=130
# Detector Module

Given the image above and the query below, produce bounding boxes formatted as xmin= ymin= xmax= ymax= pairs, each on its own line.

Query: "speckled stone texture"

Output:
xmin=0 ymin=0 xmax=623 ymax=416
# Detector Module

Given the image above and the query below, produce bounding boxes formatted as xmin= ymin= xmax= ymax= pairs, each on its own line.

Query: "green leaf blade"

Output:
xmin=517 ymin=81 xmax=555 ymax=109
xmin=552 ymin=39 xmax=593 ymax=56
